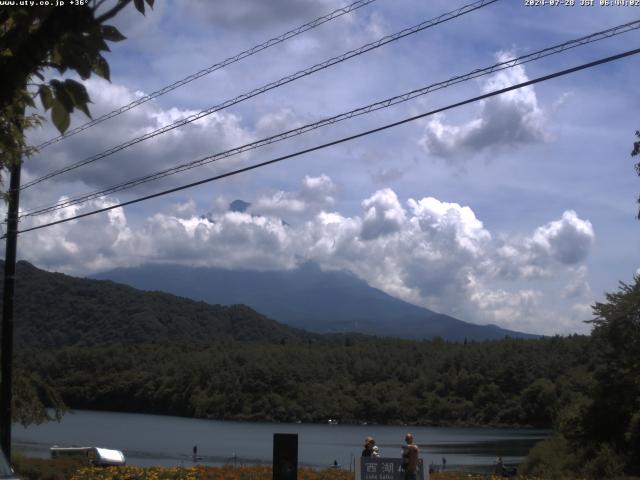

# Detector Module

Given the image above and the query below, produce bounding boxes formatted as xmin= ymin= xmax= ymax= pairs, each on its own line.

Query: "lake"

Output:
xmin=13 ymin=410 xmax=547 ymax=470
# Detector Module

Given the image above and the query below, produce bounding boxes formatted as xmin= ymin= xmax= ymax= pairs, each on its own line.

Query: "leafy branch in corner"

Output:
xmin=0 ymin=0 xmax=154 ymax=191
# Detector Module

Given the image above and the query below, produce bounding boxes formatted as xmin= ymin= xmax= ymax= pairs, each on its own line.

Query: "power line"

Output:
xmin=21 ymin=0 xmax=499 ymax=191
xmin=34 ymin=0 xmax=379 ymax=150
xmin=13 ymin=46 xmax=640 ymax=237
xmin=20 ymin=19 xmax=640 ymax=219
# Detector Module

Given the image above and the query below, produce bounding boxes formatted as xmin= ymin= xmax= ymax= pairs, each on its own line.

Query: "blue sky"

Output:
xmin=17 ymin=0 xmax=640 ymax=335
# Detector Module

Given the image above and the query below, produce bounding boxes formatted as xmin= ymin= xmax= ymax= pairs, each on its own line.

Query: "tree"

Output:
xmin=11 ymin=367 xmax=67 ymax=426
xmin=0 ymin=0 xmax=153 ymax=435
xmin=584 ymin=277 xmax=640 ymax=475
xmin=0 ymin=0 xmax=154 ymax=188
xmin=522 ymin=278 xmax=640 ymax=479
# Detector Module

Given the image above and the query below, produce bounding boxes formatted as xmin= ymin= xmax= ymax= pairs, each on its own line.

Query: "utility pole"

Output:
xmin=1 ymin=162 xmax=21 ymax=459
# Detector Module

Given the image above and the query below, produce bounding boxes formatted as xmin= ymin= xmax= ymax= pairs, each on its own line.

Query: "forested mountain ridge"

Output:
xmin=93 ymin=262 xmax=538 ymax=341
xmin=0 ymin=260 xmax=320 ymax=348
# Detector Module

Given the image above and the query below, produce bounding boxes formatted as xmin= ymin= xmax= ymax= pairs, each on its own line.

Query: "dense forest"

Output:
xmin=18 ymin=335 xmax=591 ymax=428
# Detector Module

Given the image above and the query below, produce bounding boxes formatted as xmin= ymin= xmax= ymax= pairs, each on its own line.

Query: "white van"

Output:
xmin=50 ymin=446 xmax=126 ymax=466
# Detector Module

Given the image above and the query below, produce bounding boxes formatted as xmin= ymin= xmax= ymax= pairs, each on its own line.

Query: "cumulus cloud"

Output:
xmin=19 ymin=198 xmax=135 ymax=274
xmin=470 ymin=287 xmax=542 ymax=329
xmin=20 ymin=177 xmax=596 ymax=334
xmin=491 ymin=210 xmax=594 ymax=281
xmin=561 ymin=266 xmax=591 ymax=300
xmin=23 ymin=78 xmax=254 ymax=200
xmin=419 ymin=52 xmax=549 ymax=160
xmin=530 ymin=210 xmax=594 ymax=265
xmin=166 ymin=200 xmax=198 ymax=219
xmin=249 ymin=174 xmax=336 ymax=220
xmin=254 ymin=108 xmax=302 ymax=138
xmin=360 ymin=188 xmax=406 ymax=240
xmin=20 ymin=200 xmax=296 ymax=275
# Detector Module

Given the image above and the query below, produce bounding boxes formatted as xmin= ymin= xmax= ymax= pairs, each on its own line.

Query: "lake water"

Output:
xmin=13 ymin=410 xmax=547 ymax=470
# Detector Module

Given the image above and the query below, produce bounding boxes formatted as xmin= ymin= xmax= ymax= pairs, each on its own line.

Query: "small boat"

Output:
xmin=50 ymin=446 xmax=126 ymax=466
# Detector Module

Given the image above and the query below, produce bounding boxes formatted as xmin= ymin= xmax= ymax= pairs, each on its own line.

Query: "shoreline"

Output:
xmin=38 ymin=407 xmax=553 ymax=431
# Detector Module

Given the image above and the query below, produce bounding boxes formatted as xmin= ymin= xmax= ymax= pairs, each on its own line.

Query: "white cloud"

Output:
xmin=470 ymin=287 xmax=542 ymax=329
xmin=166 ymin=200 xmax=198 ymax=219
xmin=407 ymin=196 xmax=491 ymax=256
xmin=23 ymin=78 xmax=254 ymax=198
xmin=138 ymin=210 xmax=297 ymax=270
xmin=249 ymin=174 xmax=336 ymax=220
xmin=419 ymin=52 xmax=549 ymax=160
xmin=561 ymin=266 xmax=591 ymax=299
xmin=530 ymin=210 xmax=594 ymax=266
xmin=360 ymin=188 xmax=406 ymax=240
xmin=254 ymin=108 xmax=302 ymax=138
xmin=19 ymin=198 xmax=135 ymax=274
xmin=19 ymin=177 xmax=596 ymax=335
xmin=490 ymin=210 xmax=594 ymax=281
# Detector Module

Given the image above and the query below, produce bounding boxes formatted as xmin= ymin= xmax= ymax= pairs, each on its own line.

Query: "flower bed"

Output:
xmin=70 ymin=465 xmax=352 ymax=480
xmin=68 ymin=465 xmax=561 ymax=480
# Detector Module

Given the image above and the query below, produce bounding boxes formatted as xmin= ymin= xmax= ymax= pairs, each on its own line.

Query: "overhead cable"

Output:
xmin=12 ymin=46 xmax=640 ymax=237
xmin=20 ymin=19 xmax=640 ymax=218
xmin=22 ymin=0 xmax=499 ymax=190
xmin=34 ymin=0 xmax=379 ymax=150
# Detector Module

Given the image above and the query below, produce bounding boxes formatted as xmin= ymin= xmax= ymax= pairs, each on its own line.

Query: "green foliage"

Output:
xmin=12 ymin=366 xmax=67 ymax=426
xmin=16 ymin=335 xmax=593 ymax=428
xmin=525 ymin=276 xmax=640 ymax=478
xmin=581 ymin=443 xmax=626 ymax=480
xmin=520 ymin=436 xmax=578 ymax=480
xmin=0 ymin=0 xmax=152 ymax=183
xmin=583 ymin=277 xmax=640 ymax=474
xmin=0 ymin=92 xmax=42 ymax=197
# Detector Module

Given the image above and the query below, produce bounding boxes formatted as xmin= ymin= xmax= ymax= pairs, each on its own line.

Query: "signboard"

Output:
xmin=273 ymin=433 xmax=297 ymax=480
xmin=355 ymin=457 xmax=428 ymax=480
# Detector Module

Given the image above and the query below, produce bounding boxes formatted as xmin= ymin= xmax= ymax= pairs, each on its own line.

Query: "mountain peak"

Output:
xmin=93 ymin=263 xmax=538 ymax=341
xmin=229 ymin=199 xmax=251 ymax=213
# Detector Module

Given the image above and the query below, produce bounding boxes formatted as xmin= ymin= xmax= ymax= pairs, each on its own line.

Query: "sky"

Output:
xmin=15 ymin=0 xmax=640 ymax=335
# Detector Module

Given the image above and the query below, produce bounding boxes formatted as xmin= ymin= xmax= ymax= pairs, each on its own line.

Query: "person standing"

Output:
xmin=362 ymin=437 xmax=374 ymax=457
xmin=401 ymin=433 xmax=419 ymax=480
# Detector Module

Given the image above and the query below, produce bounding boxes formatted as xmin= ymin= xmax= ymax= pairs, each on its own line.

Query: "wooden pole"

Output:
xmin=1 ymin=162 xmax=22 ymax=459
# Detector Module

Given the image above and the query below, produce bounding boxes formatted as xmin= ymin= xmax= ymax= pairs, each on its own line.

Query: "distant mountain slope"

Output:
xmin=0 ymin=261 xmax=319 ymax=349
xmin=94 ymin=262 xmax=538 ymax=340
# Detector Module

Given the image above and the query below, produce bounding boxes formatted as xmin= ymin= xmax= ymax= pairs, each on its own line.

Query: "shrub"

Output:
xmin=12 ymin=453 xmax=84 ymax=480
